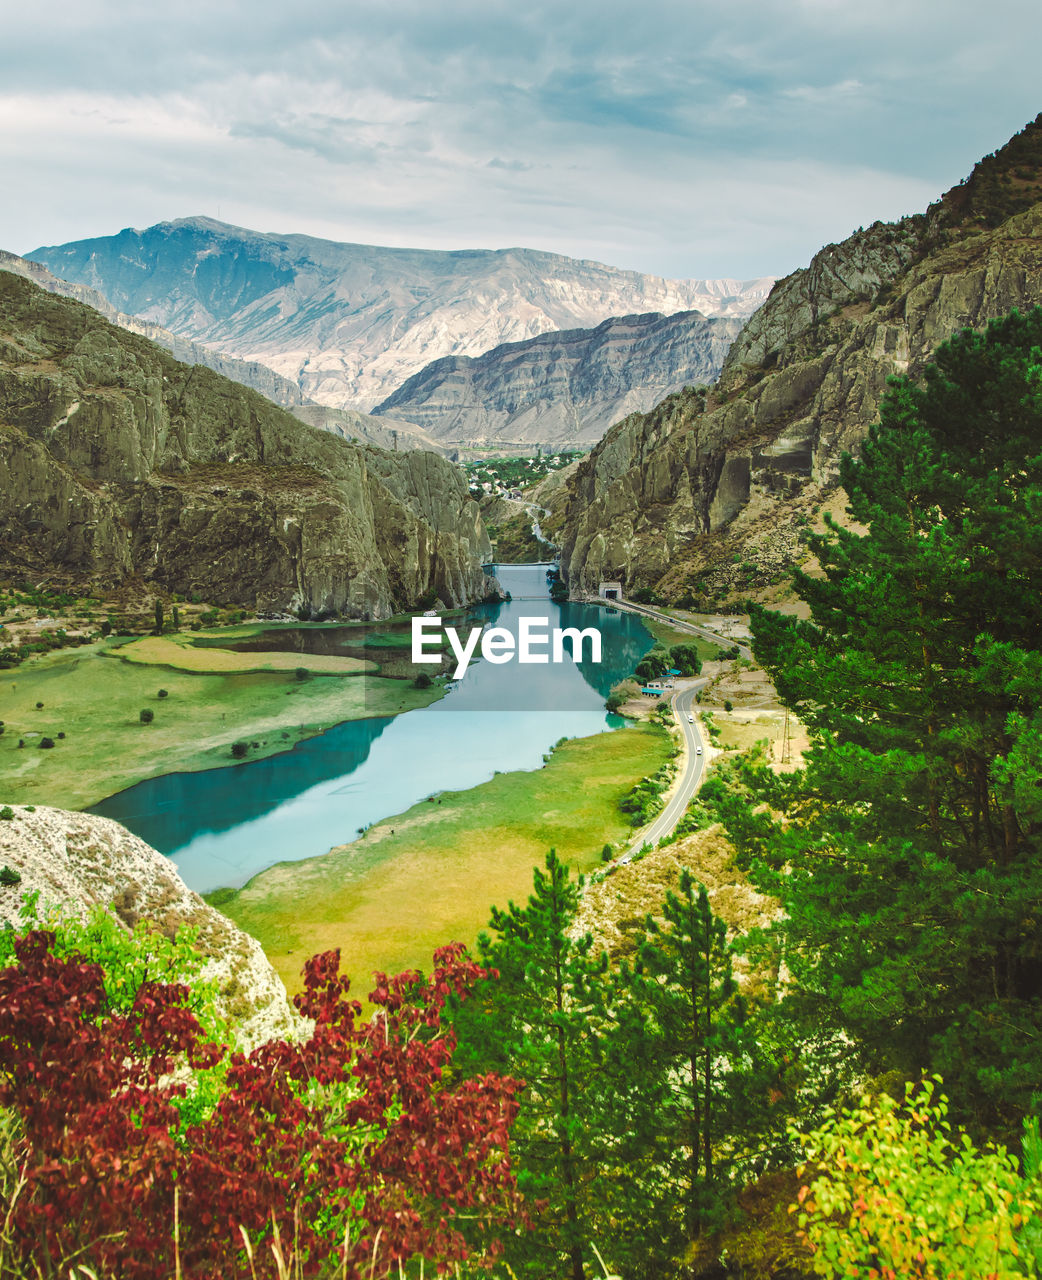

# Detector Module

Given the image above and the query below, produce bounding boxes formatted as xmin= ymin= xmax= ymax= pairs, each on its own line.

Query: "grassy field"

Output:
xmin=641 ymin=616 xmax=720 ymax=663
xmin=0 ymin=635 xmax=442 ymax=810
xmin=117 ymin=633 xmax=374 ymax=674
xmin=212 ymin=721 xmax=671 ymax=1000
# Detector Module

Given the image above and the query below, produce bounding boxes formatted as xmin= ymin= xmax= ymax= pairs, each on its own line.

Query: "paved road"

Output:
xmin=621 ymin=681 xmax=707 ymax=861
xmin=591 ymin=597 xmax=753 ymax=660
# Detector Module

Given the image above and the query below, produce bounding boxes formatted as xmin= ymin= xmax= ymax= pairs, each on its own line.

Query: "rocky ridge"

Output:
xmin=557 ymin=113 xmax=1042 ymax=601
xmin=0 ymin=272 xmax=493 ymax=616
xmin=0 ymin=250 xmax=307 ymax=409
xmin=27 ymin=218 xmax=773 ymax=411
xmin=290 ymin=403 xmax=445 ymax=455
xmin=373 ymin=310 xmax=745 ymax=450
xmin=0 ymin=250 xmax=441 ymax=454
xmin=0 ymin=805 xmax=302 ymax=1051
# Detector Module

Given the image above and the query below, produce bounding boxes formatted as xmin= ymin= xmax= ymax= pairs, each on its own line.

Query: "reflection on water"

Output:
xmin=90 ymin=565 xmax=651 ymax=892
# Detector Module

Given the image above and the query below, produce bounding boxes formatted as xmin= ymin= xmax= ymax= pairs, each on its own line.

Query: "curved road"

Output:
xmin=621 ymin=681 xmax=707 ymax=861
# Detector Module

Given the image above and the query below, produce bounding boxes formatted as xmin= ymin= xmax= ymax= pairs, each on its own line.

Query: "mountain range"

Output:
xmin=0 ymin=250 xmax=440 ymax=455
xmin=0 ymin=271 xmax=492 ymax=617
xmin=372 ymin=309 xmax=745 ymax=449
xmin=27 ymin=219 xmax=771 ymax=414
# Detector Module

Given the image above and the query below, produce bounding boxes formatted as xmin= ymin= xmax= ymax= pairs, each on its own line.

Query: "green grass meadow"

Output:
xmin=212 ymin=721 xmax=671 ymax=999
xmin=0 ymin=636 xmax=441 ymax=810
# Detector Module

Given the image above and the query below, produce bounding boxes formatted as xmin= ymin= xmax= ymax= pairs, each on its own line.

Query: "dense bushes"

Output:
xmin=0 ymin=918 xmax=524 ymax=1279
xmin=795 ymin=1079 xmax=1042 ymax=1278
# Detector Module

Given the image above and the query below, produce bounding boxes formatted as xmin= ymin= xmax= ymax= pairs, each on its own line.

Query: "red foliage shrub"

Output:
xmin=0 ymin=933 xmax=524 ymax=1278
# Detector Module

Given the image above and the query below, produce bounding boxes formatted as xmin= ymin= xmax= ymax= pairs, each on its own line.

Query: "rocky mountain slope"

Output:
xmin=1 ymin=250 xmax=440 ymax=454
xmin=557 ymin=113 xmax=1042 ymax=601
xmin=27 ymin=218 xmax=773 ymax=411
xmin=0 ymin=272 xmax=492 ymax=616
xmin=290 ymin=404 xmax=445 ymax=455
xmin=0 ymin=805 xmax=301 ymax=1051
xmin=0 ymin=250 xmax=307 ymax=409
xmin=372 ymin=310 xmax=745 ymax=450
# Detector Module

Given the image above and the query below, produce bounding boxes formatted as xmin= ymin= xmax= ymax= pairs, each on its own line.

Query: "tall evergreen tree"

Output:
xmin=449 ymin=851 xmax=614 ymax=1280
xmin=727 ymin=308 xmax=1042 ymax=1122
xmin=607 ymin=872 xmax=766 ymax=1271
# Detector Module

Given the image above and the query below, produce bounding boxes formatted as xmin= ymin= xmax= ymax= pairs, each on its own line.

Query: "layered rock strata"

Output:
xmin=373 ymin=310 xmax=744 ymax=449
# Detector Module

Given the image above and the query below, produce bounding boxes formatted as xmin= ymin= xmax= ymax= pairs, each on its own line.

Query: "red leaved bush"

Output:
xmin=0 ymin=932 xmax=524 ymax=1278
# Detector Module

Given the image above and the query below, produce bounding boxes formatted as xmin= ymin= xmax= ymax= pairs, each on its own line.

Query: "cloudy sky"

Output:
xmin=2 ymin=0 xmax=1039 ymax=280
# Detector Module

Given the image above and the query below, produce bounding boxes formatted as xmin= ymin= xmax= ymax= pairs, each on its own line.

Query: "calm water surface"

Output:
xmin=91 ymin=566 xmax=651 ymax=891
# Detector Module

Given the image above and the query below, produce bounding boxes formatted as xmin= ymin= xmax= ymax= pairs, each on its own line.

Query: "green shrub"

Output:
xmin=794 ymin=1078 xmax=1042 ymax=1279
xmin=0 ymin=865 xmax=21 ymax=886
xmin=230 ymin=741 xmax=249 ymax=759
xmin=0 ymin=806 xmax=14 ymax=821
xmin=39 ymin=737 xmax=55 ymax=749
xmin=139 ymin=708 xmax=154 ymax=724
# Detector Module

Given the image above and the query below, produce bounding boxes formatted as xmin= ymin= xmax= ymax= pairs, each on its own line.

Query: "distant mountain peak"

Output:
xmin=28 ymin=219 xmax=774 ymax=413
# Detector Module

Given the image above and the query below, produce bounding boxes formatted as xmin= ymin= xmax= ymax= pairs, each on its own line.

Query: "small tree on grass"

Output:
xmin=295 ymin=666 xmax=310 ymax=682
xmin=153 ymin=600 xmax=164 ymax=634
xmin=230 ymin=741 xmax=249 ymax=759
xmin=139 ymin=709 xmax=154 ymax=725
xmin=669 ymin=643 xmax=702 ymax=676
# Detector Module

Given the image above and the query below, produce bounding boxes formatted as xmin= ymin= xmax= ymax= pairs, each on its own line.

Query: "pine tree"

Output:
xmin=730 ymin=308 xmax=1042 ymax=1120
xmin=609 ymin=873 xmax=763 ymax=1267
xmin=450 ymin=851 xmax=614 ymax=1280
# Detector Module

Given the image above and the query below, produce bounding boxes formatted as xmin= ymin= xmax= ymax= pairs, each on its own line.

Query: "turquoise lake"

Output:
xmin=90 ymin=565 xmax=652 ymax=892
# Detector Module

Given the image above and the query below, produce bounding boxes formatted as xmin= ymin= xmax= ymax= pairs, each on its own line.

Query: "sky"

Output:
xmin=2 ymin=0 xmax=1040 ymax=281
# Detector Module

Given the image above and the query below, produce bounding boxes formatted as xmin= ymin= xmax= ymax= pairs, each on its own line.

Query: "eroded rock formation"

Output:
xmin=0 ymin=273 xmax=492 ymax=617
xmin=0 ymin=805 xmax=301 ymax=1051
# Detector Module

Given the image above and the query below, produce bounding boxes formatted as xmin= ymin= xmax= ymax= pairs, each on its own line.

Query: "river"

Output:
xmin=91 ymin=565 xmax=651 ymax=892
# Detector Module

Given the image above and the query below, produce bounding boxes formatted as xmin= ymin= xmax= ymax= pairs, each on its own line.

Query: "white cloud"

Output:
xmin=0 ymin=1 xmax=1039 ymax=275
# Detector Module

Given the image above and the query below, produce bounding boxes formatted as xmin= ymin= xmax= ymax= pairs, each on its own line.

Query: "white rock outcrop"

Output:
xmin=0 ymin=805 xmax=303 ymax=1052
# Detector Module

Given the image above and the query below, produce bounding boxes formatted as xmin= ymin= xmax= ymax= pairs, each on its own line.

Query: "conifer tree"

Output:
xmin=450 ymin=851 xmax=614 ymax=1280
xmin=728 ymin=308 xmax=1042 ymax=1119
xmin=606 ymin=872 xmax=765 ymax=1270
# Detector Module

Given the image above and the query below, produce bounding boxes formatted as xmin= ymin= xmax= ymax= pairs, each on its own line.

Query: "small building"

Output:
xmin=599 ymin=580 xmax=623 ymax=601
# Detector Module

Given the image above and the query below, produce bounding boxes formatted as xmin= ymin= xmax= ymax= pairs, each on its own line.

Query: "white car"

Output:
xmin=696 ymin=746 xmax=703 ymax=755
xmin=687 ymin=714 xmax=694 ymax=723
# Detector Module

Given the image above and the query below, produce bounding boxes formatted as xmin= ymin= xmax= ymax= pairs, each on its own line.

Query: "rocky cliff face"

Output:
xmin=0 ymin=273 xmax=492 ymax=616
xmin=373 ymin=310 xmax=745 ymax=449
xmin=0 ymin=805 xmax=301 ymax=1051
xmin=558 ymin=114 xmax=1042 ymax=600
xmin=27 ymin=218 xmax=773 ymax=411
